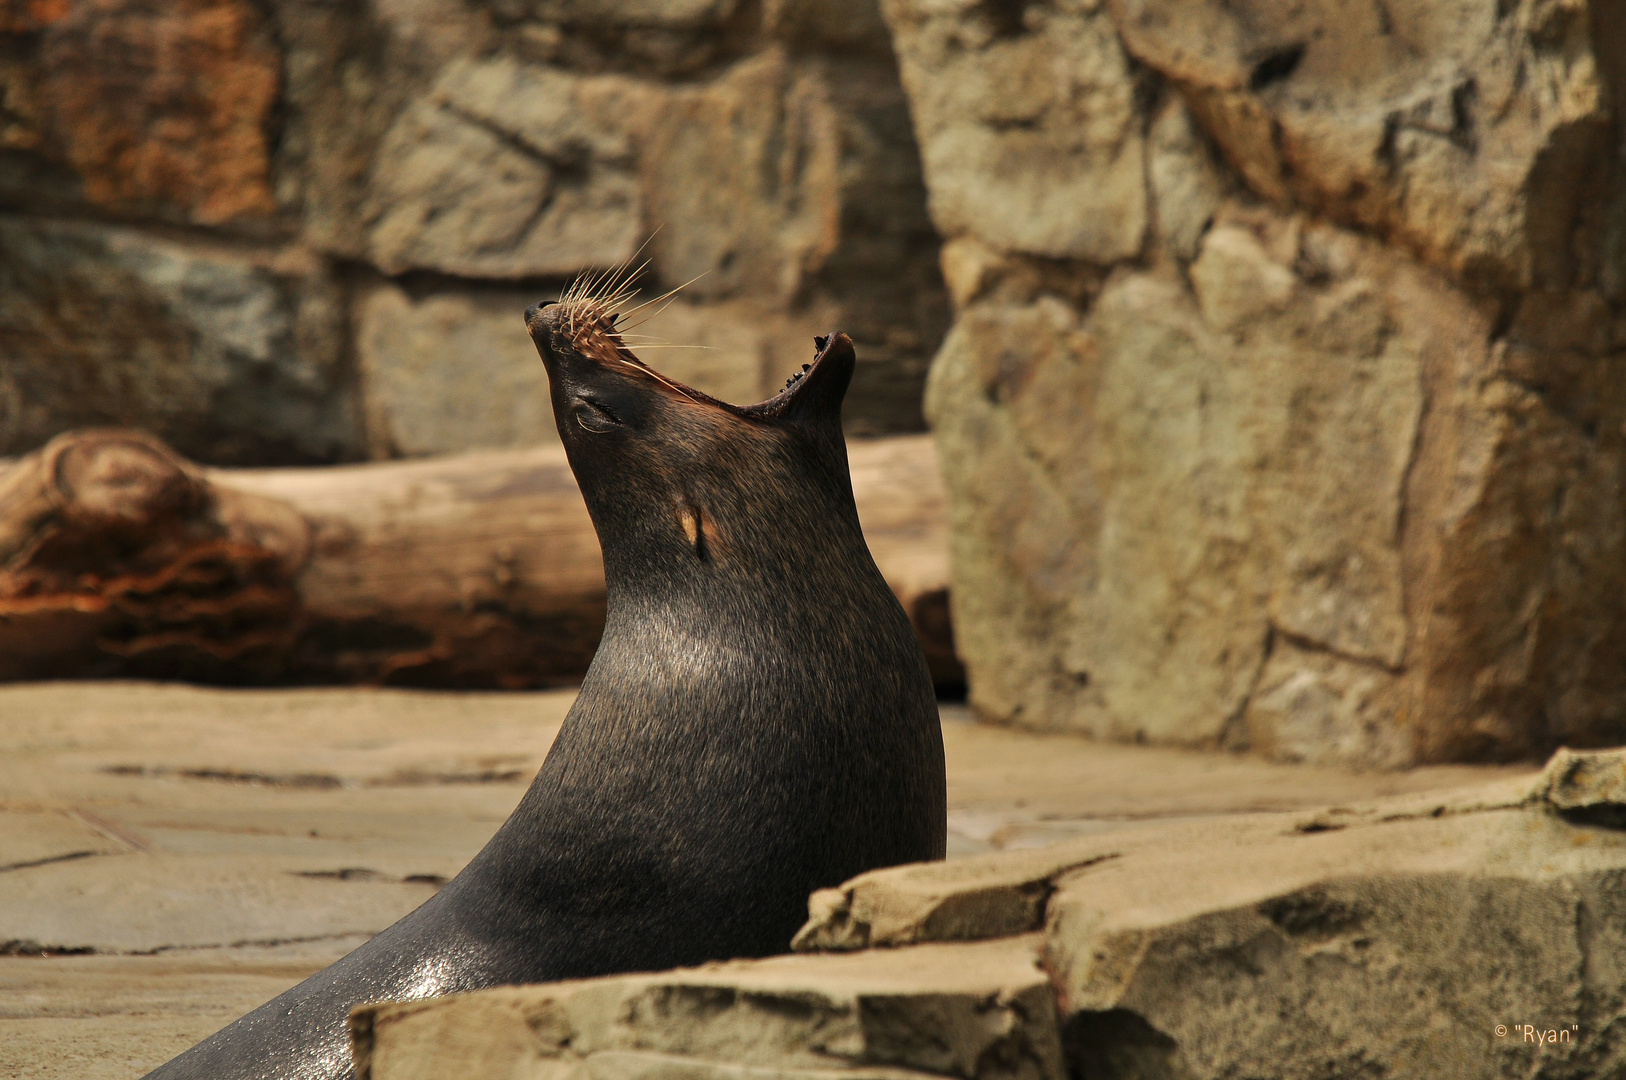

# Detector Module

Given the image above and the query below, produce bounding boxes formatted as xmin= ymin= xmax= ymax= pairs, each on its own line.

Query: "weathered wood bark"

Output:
xmin=0 ymin=430 xmax=960 ymax=688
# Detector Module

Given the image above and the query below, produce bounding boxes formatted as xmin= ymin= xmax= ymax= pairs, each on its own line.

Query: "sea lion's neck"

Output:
xmin=578 ymin=421 xmax=868 ymax=610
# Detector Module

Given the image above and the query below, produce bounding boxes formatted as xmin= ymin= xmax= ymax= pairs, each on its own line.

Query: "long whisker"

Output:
xmin=614 ymin=271 xmax=707 ymax=322
xmin=615 ymin=273 xmax=709 ymax=337
xmin=587 ymin=228 xmax=662 ymax=311
xmin=618 ymin=294 xmax=688 ymax=334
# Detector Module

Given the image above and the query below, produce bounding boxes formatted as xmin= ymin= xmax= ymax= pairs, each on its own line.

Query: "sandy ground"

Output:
xmin=0 ymin=682 xmax=1535 ymax=1079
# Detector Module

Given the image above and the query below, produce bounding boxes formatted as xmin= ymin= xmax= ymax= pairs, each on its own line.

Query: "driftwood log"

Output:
xmin=0 ymin=430 xmax=960 ymax=688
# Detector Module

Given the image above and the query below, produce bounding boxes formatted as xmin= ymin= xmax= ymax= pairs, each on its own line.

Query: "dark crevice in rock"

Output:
xmin=102 ymin=765 xmax=345 ymax=789
xmin=1248 ymin=44 xmax=1305 ymax=92
xmin=367 ymin=768 xmax=530 ymax=786
xmin=0 ymin=940 xmax=95 ymax=957
xmin=1259 ymin=887 xmax=1369 ymax=938
xmin=1061 ymin=1008 xmax=1188 ymax=1080
xmin=149 ymin=933 xmax=375 ymax=955
xmin=437 ymin=100 xmax=592 ymax=176
xmin=1557 ymin=805 xmax=1626 ymax=830
xmin=294 ymin=868 xmax=387 ymax=882
xmin=980 ymin=0 xmax=1032 ymax=39
xmin=0 ymin=850 xmax=100 ymax=874
xmin=1219 ymin=623 xmax=1273 ymax=753
xmin=1270 ymin=623 xmax=1405 ymax=675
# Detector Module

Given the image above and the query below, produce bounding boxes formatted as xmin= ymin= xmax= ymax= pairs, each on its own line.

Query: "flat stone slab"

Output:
xmin=351 ymin=936 xmax=1062 ymax=1080
xmin=0 ymin=681 xmax=1533 ymax=1078
xmin=0 ymin=941 xmax=361 ymax=1080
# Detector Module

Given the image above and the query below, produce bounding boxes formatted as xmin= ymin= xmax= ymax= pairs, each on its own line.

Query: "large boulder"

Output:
xmin=899 ymin=0 xmax=1626 ymax=764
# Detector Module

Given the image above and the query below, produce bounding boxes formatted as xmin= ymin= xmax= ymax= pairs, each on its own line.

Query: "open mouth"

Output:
xmin=526 ymin=288 xmax=851 ymax=420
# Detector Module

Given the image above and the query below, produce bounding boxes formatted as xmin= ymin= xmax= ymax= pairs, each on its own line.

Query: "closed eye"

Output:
xmin=574 ymin=399 xmax=622 ymax=433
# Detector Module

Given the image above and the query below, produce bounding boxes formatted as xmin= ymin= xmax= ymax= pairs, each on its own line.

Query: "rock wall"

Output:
xmin=8 ymin=0 xmax=1626 ymax=765
xmin=896 ymin=0 xmax=1626 ymax=764
xmin=0 ymin=0 xmax=948 ymax=464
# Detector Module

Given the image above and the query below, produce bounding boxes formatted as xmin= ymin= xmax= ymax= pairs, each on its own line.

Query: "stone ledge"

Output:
xmin=356 ymin=748 xmax=1626 ymax=1080
xmin=349 ymin=936 xmax=1063 ymax=1080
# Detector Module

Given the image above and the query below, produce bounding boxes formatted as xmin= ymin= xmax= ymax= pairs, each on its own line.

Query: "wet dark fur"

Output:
xmin=143 ymin=303 xmax=947 ymax=1080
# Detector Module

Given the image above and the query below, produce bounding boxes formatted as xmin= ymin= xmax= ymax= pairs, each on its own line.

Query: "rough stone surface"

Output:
xmin=1108 ymin=0 xmax=1623 ymax=292
xmin=0 ymin=215 xmax=361 ymax=464
xmin=356 ymin=42 xmax=947 ymax=436
xmin=906 ymin=0 xmax=1626 ymax=764
xmin=927 ymin=208 xmax=1460 ymax=757
xmin=3 ymin=0 xmax=947 ymax=459
xmin=352 ymin=937 xmax=1064 ymax=1080
xmin=882 ymin=0 xmax=1146 ymax=263
xmin=0 ymin=0 xmax=281 ymax=226
xmin=361 ymin=57 xmax=652 ymax=280
xmin=1042 ymin=804 xmax=1626 ymax=1078
xmin=354 ymin=285 xmax=562 ymax=459
xmin=0 ymin=942 xmax=365 ymax=1080
xmin=251 ymin=743 xmax=1626 ymax=1080
xmin=354 ymin=288 xmax=834 ymax=457
xmin=789 ymin=748 xmax=1626 ymax=1080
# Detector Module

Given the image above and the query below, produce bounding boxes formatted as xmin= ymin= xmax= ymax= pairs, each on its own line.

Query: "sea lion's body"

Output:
xmin=144 ymin=293 xmax=946 ymax=1080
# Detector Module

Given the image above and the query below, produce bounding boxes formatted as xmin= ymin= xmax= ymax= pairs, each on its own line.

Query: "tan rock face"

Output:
xmin=354 ymin=287 xmax=834 ymax=457
xmin=882 ymin=0 xmax=1146 ymax=262
xmin=929 ymin=207 xmax=1469 ymax=758
xmin=911 ymin=0 xmax=1626 ymax=764
xmin=363 ymin=58 xmax=652 ymax=280
xmin=355 ymin=286 xmax=563 ymax=459
xmin=1109 ymin=0 xmax=1618 ymax=290
xmin=347 ymin=749 xmax=1626 ymax=1080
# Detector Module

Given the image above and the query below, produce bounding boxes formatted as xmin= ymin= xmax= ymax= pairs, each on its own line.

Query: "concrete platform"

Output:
xmin=0 ymin=682 xmax=1532 ymax=1079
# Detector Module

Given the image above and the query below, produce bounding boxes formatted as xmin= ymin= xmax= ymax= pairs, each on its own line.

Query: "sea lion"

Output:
xmin=142 ymin=288 xmax=947 ymax=1080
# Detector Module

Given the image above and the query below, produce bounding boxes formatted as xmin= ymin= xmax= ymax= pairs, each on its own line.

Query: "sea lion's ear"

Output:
xmin=781 ymin=332 xmax=854 ymax=425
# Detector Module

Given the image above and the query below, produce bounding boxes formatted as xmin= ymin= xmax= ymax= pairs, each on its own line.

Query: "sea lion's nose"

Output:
xmin=525 ymin=300 xmax=556 ymax=326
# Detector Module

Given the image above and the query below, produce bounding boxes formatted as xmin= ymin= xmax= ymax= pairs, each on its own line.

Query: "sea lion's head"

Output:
xmin=524 ymin=287 xmax=862 ymax=591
